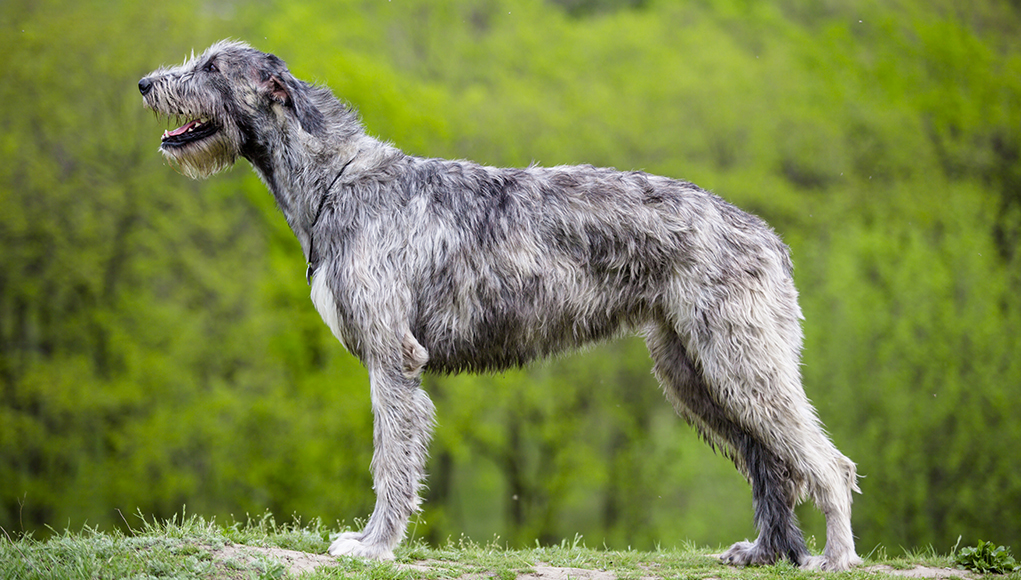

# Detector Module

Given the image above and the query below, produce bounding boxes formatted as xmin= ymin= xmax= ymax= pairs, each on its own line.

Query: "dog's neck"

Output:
xmin=242 ymin=114 xmax=404 ymax=268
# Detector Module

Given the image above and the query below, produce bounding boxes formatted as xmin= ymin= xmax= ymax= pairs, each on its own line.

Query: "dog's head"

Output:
xmin=139 ymin=40 xmax=325 ymax=179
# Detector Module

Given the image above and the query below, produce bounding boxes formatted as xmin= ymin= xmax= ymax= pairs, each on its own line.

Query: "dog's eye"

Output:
xmin=202 ymin=61 xmax=218 ymax=73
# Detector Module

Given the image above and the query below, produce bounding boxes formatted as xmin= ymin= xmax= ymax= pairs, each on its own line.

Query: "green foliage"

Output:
xmin=955 ymin=540 xmax=1019 ymax=574
xmin=2 ymin=0 xmax=1021 ymax=559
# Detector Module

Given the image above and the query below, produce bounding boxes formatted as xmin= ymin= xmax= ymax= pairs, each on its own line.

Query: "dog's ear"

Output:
xmin=258 ymin=55 xmax=326 ymax=137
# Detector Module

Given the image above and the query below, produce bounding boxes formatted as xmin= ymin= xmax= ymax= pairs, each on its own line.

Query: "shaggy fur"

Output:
xmin=139 ymin=40 xmax=862 ymax=570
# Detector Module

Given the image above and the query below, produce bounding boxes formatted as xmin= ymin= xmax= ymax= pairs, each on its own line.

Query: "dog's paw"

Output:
xmin=328 ymin=532 xmax=395 ymax=560
xmin=719 ymin=540 xmax=773 ymax=567
xmin=801 ymin=553 xmax=863 ymax=571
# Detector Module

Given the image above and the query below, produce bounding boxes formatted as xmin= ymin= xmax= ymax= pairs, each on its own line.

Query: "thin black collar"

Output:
xmin=306 ymin=157 xmax=355 ymax=285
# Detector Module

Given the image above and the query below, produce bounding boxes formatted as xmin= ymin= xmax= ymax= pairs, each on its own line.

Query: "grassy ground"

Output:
xmin=0 ymin=513 xmax=1000 ymax=580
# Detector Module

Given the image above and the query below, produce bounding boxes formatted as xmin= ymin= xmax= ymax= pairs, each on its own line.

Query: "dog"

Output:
xmin=139 ymin=40 xmax=861 ymax=570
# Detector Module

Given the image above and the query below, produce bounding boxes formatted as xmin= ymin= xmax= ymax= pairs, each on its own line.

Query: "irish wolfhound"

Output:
xmin=139 ymin=40 xmax=861 ymax=570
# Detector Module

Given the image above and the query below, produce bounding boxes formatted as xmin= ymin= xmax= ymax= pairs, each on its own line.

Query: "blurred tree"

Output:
xmin=0 ymin=0 xmax=374 ymax=533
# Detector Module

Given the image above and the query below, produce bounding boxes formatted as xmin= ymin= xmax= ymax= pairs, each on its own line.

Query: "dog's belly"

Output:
xmin=412 ymin=275 xmax=639 ymax=374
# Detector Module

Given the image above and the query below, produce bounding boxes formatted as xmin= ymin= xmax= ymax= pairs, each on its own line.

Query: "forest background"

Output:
xmin=2 ymin=0 xmax=1020 ymax=558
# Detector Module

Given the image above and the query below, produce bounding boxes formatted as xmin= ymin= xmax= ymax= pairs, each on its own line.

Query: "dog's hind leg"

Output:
xmin=687 ymin=297 xmax=860 ymax=572
xmin=800 ymin=450 xmax=860 ymax=571
xmin=328 ymin=331 xmax=435 ymax=559
xmin=651 ymin=281 xmax=860 ymax=570
xmin=646 ymin=324 xmax=810 ymax=566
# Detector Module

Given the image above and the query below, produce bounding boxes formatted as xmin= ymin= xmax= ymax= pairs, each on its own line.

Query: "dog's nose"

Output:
xmin=138 ymin=77 xmax=153 ymax=96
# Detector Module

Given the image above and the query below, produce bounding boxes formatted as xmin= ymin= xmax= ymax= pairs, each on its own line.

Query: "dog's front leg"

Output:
xmin=329 ymin=332 xmax=435 ymax=559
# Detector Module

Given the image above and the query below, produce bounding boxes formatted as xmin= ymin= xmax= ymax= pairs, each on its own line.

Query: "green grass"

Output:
xmin=0 ymin=513 xmax=1010 ymax=580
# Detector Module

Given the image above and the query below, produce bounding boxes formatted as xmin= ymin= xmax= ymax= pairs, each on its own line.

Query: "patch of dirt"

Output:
xmin=518 ymin=564 xmax=619 ymax=580
xmin=213 ymin=544 xmax=339 ymax=575
xmin=862 ymin=565 xmax=976 ymax=579
xmin=207 ymin=546 xmax=980 ymax=580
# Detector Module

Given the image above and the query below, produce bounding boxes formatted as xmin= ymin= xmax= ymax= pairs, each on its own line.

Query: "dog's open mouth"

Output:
xmin=161 ymin=118 xmax=219 ymax=147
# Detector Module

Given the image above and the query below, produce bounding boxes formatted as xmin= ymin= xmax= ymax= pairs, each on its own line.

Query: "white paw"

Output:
xmin=328 ymin=532 xmax=395 ymax=560
xmin=801 ymin=553 xmax=863 ymax=571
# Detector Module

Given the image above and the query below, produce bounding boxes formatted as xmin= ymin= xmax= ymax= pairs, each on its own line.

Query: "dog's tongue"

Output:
xmin=163 ymin=120 xmax=200 ymax=139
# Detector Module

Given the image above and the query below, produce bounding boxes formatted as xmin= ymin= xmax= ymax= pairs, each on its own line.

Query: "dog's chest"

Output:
xmin=310 ymin=273 xmax=353 ymax=353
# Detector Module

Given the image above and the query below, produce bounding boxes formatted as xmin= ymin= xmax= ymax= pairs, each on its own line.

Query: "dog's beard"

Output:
xmin=160 ymin=130 xmax=238 ymax=179
xmin=146 ymin=105 xmax=240 ymax=179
